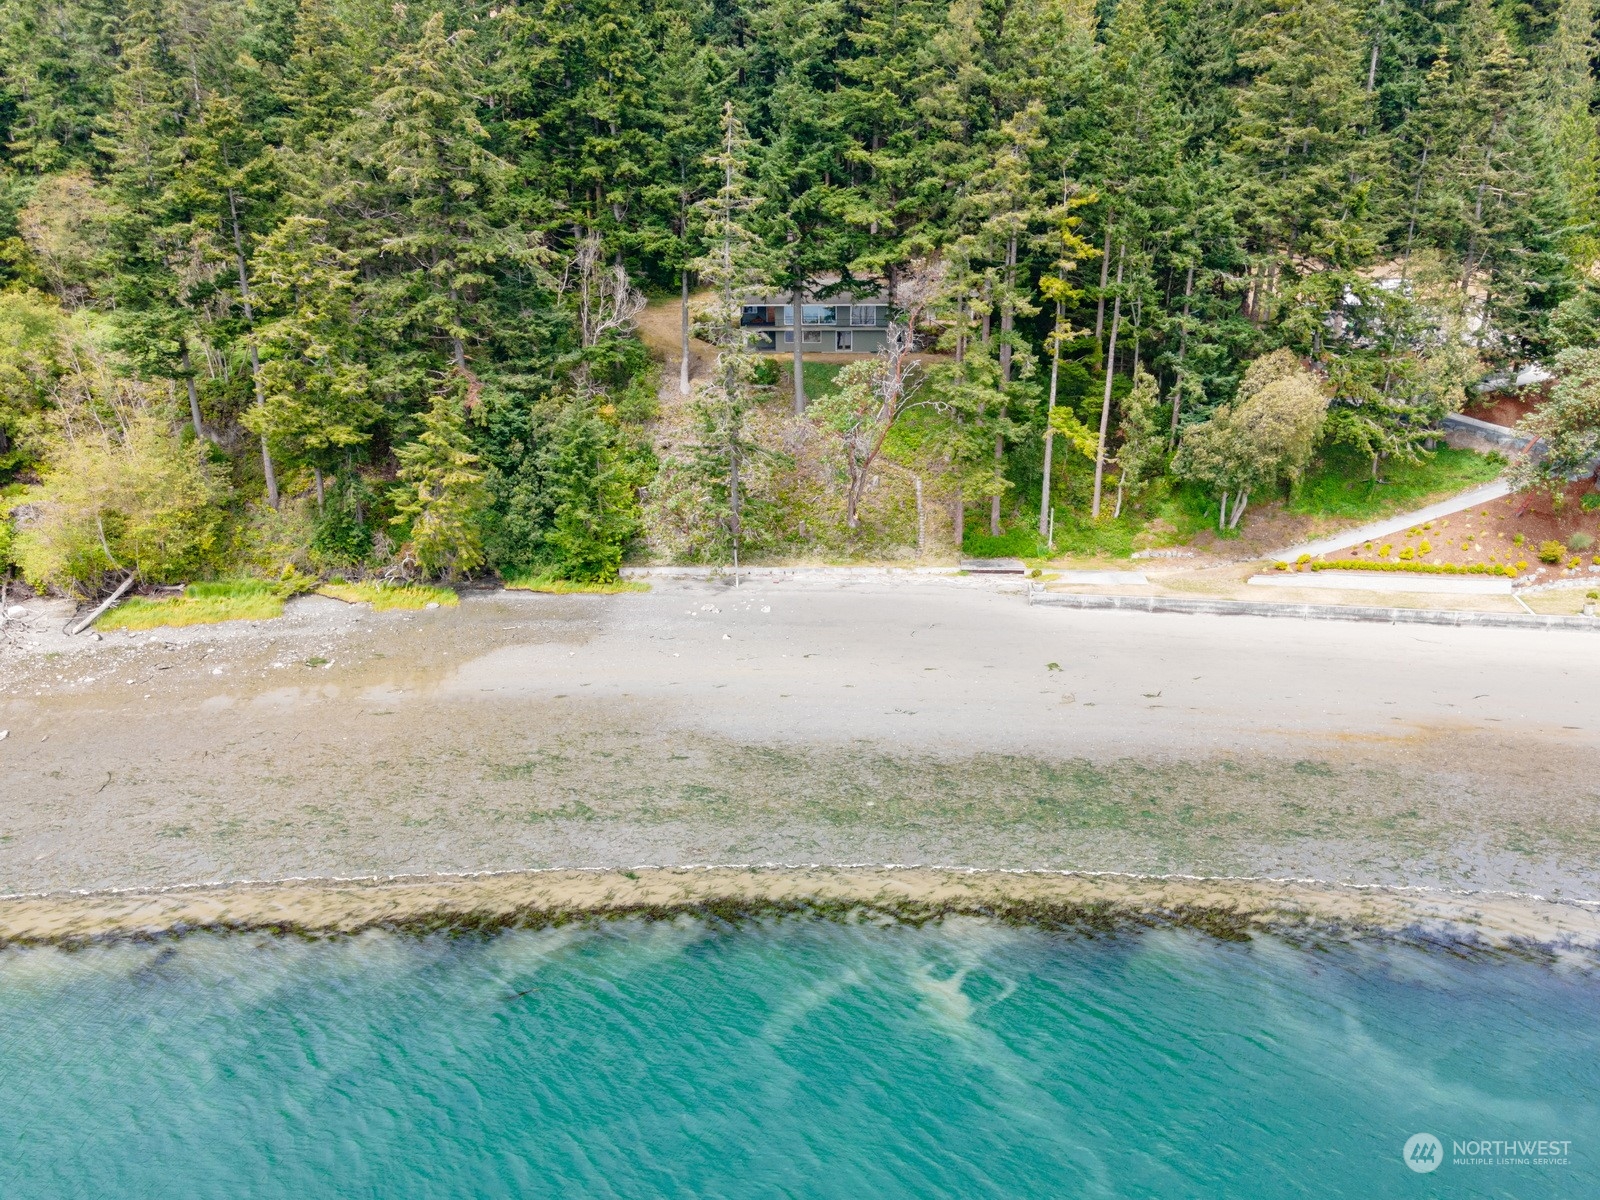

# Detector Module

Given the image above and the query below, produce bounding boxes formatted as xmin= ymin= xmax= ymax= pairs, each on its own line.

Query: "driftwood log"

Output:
xmin=67 ymin=573 xmax=136 ymax=636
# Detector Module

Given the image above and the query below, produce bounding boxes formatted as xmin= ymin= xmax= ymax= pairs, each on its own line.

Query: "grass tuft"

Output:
xmin=318 ymin=581 xmax=459 ymax=610
xmin=98 ymin=579 xmax=286 ymax=630
xmin=502 ymin=571 xmax=648 ymax=595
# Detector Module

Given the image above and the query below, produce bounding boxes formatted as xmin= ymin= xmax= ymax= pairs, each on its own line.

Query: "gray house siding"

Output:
xmin=740 ymin=295 xmax=889 ymax=355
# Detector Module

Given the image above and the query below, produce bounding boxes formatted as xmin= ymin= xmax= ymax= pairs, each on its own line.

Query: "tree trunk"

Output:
xmin=1229 ymin=489 xmax=1249 ymax=529
xmin=1091 ymin=246 xmax=1126 ymax=520
xmin=952 ymin=485 xmax=963 ymax=550
xmin=729 ymin=436 xmax=742 ymax=568
xmin=914 ymin=475 xmax=925 ymax=557
xmin=1170 ymin=264 xmax=1194 ymax=447
xmin=990 ymin=440 xmax=1003 ymax=535
xmin=1218 ymin=491 xmax=1228 ymax=531
xmin=679 ymin=269 xmax=692 ymax=396
xmin=1039 ymin=300 xmax=1062 ymax=537
xmin=314 ymin=465 xmax=325 ymax=513
xmin=1094 ymin=219 xmax=1112 ymax=362
xmin=67 ymin=573 xmax=137 ymax=636
xmin=1130 ymin=295 xmax=1141 ymax=377
xmin=180 ymin=345 xmax=204 ymax=441
xmin=1401 ymin=145 xmax=1429 ymax=284
xmin=791 ymin=284 xmax=806 ymax=414
xmin=229 ymin=189 xmax=279 ymax=509
xmin=999 ymin=235 xmax=1016 ymax=385
xmin=993 ymin=234 xmax=1015 ymax=536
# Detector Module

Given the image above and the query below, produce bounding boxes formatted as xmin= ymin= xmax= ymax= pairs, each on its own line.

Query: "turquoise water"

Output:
xmin=0 ymin=918 xmax=1596 ymax=1198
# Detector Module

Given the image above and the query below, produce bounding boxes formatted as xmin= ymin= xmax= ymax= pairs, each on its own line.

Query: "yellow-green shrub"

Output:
xmin=15 ymin=415 xmax=229 ymax=596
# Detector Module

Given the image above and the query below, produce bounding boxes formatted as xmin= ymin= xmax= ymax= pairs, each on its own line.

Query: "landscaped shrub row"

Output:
xmin=1273 ymin=560 xmax=1519 ymax=577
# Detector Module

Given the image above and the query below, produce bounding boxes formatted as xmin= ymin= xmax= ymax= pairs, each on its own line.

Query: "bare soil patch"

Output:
xmin=1464 ymin=390 xmax=1541 ymax=428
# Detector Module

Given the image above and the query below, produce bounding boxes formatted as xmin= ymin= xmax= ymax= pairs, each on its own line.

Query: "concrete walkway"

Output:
xmin=1269 ymin=478 xmax=1511 ymax=561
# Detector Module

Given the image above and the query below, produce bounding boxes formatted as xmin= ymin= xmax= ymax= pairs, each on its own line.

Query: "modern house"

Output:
xmin=740 ymin=293 xmax=891 ymax=354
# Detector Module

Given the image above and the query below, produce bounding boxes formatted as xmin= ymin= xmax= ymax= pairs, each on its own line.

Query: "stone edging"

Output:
xmin=1031 ymin=588 xmax=1600 ymax=631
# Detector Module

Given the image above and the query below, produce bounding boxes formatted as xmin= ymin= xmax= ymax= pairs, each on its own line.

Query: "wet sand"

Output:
xmin=2 ymin=577 xmax=1598 ymax=937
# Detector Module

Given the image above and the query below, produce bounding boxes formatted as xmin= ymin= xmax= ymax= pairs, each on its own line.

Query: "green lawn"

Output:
xmin=963 ymin=447 xmax=1499 ymax=561
xmin=1287 ymin=445 xmax=1504 ymax=521
xmin=763 ymin=357 xmax=845 ymax=402
xmin=966 ymin=479 xmax=1222 ymax=560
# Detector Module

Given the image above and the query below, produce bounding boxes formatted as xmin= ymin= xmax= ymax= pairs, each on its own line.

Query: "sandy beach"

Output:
xmin=3 ymin=575 xmax=1598 ymax=940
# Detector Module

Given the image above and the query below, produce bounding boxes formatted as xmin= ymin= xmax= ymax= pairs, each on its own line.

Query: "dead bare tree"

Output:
xmin=562 ymin=234 xmax=646 ymax=362
xmin=811 ymin=259 xmax=946 ymax=531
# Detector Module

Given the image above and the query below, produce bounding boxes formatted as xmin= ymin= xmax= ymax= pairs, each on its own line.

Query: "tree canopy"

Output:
xmin=0 ymin=0 xmax=1595 ymax=585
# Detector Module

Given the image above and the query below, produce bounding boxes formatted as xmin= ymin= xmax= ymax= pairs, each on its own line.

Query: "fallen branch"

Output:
xmin=67 ymin=573 xmax=137 ymax=636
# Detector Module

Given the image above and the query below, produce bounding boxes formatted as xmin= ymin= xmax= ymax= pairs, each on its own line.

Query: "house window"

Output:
xmin=801 ymin=304 xmax=836 ymax=326
xmin=782 ymin=305 xmax=793 ymax=326
xmin=802 ymin=329 xmax=823 ymax=344
xmin=835 ymin=331 xmax=853 ymax=351
xmin=783 ymin=330 xmax=794 ymax=343
xmin=850 ymin=305 xmax=884 ymax=327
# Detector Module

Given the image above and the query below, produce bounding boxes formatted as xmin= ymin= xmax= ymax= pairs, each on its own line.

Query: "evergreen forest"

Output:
xmin=2 ymin=0 xmax=1599 ymax=595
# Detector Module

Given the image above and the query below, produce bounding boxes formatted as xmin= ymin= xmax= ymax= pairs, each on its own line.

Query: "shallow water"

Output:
xmin=0 ymin=919 xmax=1595 ymax=1198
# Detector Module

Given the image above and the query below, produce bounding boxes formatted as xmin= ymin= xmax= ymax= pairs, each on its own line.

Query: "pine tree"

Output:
xmin=246 ymin=215 xmax=378 ymax=496
xmin=391 ymin=382 xmax=489 ymax=579
xmin=339 ymin=13 xmax=541 ymax=388
xmin=0 ymin=0 xmax=119 ymax=172
xmin=1229 ymin=0 xmax=1380 ymax=317
xmin=749 ymin=0 xmax=858 ymax=413
xmin=640 ymin=4 xmax=721 ymax=397
xmin=684 ymin=101 xmax=773 ymax=568
xmin=1539 ymin=0 xmax=1600 ymax=271
xmin=1113 ymin=365 xmax=1165 ymax=517
xmin=1038 ymin=181 xmax=1099 ymax=534
xmin=954 ymin=100 xmax=1047 ymax=533
xmin=169 ymin=92 xmax=284 ymax=503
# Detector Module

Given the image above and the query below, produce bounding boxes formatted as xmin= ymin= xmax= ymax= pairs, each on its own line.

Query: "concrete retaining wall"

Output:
xmin=1441 ymin=412 xmax=1535 ymax=456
